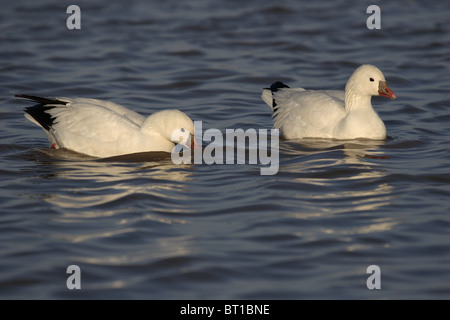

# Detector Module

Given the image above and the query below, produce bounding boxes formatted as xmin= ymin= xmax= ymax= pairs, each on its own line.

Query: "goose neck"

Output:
xmin=344 ymin=87 xmax=371 ymax=112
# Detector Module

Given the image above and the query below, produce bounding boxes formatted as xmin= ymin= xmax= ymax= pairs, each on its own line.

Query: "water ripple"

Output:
xmin=0 ymin=0 xmax=449 ymax=299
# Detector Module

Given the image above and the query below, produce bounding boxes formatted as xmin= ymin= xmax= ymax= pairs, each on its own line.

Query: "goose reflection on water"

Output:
xmin=30 ymin=140 xmax=397 ymax=238
xmin=31 ymin=149 xmax=194 ymax=212
xmin=26 ymin=149 xmax=196 ymax=267
xmin=276 ymin=138 xmax=397 ymax=237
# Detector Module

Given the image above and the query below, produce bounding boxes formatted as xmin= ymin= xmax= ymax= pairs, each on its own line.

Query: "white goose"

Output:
xmin=261 ymin=64 xmax=396 ymax=140
xmin=17 ymin=95 xmax=195 ymax=157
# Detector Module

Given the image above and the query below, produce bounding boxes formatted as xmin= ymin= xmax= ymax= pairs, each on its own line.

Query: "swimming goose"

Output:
xmin=261 ymin=64 xmax=396 ymax=140
xmin=17 ymin=94 xmax=195 ymax=157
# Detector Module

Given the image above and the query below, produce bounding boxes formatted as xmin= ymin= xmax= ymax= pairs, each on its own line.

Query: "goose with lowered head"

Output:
xmin=17 ymin=94 xmax=195 ymax=157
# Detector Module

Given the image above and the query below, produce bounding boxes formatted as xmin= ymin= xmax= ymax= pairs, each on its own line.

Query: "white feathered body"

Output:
xmin=21 ymin=96 xmax=192 ymax=157
xmin=263 ymin=88 xmax=386 ymax=140
xmin=261 ymin=64 xmax=393 ymax=141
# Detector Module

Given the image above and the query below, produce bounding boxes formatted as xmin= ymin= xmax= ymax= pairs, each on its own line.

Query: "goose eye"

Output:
xmin=180 ymin=128 xmax=186 ymax=132
xmin=369 ymin=78 xmax=374 ymax=82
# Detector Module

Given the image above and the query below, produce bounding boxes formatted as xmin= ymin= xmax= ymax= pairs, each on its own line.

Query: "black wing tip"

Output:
xmin=269 ymin=81 xmax=290 ymax=92
xmin=264 ymin=82 xmax=289 ymax=114
xmin=18 ymin=94 xmax=66 ymax=131
xmin=15 ymin=94 xmax=33 ymax=99
xmin=24 ymin=104 xmax=56 ymax=131
xmin=15 ymin=94 xmax=68 ymax=106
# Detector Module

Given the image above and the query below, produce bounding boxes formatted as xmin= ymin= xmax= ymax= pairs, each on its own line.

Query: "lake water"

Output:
xmin=0 ymin=0 xmax=449 ymax=299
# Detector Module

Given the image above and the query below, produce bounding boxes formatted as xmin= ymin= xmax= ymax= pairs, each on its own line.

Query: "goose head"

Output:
xmin=144 ymin=110 xmax=196 ymax=149
xmin=346 ymin=64 xmax=396 ymax=100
